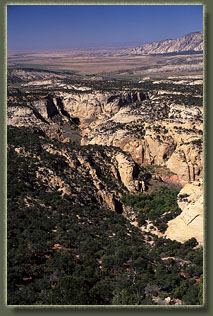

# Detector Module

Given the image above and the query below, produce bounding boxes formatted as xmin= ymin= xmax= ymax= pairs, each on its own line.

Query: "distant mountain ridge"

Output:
xmin=123 ymin=31 xmax=203 ymax=55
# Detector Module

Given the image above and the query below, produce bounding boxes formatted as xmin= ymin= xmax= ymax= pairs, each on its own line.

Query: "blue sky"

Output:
xmin=7 ymin=5 xmax=203 ymax=50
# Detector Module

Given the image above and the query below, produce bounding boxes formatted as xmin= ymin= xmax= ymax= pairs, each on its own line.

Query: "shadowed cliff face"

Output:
xmin=46 ymin=97 xmax=59 ymax=119
xmin=118 ymin=91 xmax=149 ymax=105
xmin=56 ymin=97 xmax=72 ymax=120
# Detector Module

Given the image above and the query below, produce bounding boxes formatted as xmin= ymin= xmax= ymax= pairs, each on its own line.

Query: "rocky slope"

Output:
xmin=123 ymin=31 xmax=203 ymax=55
xmin=7 ymin=68 xmax=73 ymax=84
xmin=7 ymin=125 xmax=203 ymax=306
xmin=8 ymin=125 xmax=150 ymax=214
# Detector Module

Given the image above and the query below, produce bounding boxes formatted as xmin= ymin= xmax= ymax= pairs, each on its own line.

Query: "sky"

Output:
xmin=7 ymin=5 xmax=203 ymax=50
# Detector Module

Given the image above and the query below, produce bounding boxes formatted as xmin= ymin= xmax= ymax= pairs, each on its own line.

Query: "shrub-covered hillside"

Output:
xmin=7 ymin=126 xmax=203 ymax=305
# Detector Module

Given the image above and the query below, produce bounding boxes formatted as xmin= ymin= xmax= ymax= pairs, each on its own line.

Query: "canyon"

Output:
xmin=7 ymin=33 xmax=204 ymax=305
xmin=7 ymin=67 xmax=203 ymax=245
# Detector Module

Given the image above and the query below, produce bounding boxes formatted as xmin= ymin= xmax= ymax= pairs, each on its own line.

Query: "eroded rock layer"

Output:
xmin=8 ymin=86 xmax=203 ymax=186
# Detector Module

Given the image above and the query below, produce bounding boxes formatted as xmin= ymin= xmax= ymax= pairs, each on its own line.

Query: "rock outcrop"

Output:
xmin=165 ymin=180 xmax=203 ymax=244
xmin=83 ymin=118 xmax=203 ymax=186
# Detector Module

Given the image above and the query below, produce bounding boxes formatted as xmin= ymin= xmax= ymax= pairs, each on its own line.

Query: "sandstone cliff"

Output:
xmin=165 ymin=180 xmax=203 ymax=244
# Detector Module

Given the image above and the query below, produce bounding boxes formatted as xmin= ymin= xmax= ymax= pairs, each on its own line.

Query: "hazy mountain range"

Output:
xmin=122 ymin=31 xmax=203 ymax=55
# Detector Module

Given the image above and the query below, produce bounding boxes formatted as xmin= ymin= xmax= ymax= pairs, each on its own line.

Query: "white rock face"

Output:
xmin=165 ymin=180 xmax=204 ymax=244
xmin=115 ymin=152 xmax=138 ymax=192
xmin=166 ymin=142 xmax=203 ymax=186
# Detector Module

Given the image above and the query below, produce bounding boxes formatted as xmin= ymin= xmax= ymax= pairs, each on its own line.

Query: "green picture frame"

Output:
xmin=1 ymin=0 xmax=212 ymax=314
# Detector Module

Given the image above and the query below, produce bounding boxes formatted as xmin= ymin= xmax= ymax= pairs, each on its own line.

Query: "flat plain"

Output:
xmin=8 ymin=48 xmax=203 ymax=78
